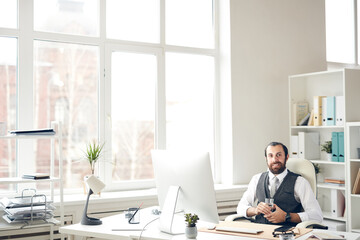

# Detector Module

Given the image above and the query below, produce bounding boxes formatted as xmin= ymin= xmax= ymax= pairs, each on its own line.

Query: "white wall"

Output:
xmin=220 ymin=0 xmax=327 ymax=184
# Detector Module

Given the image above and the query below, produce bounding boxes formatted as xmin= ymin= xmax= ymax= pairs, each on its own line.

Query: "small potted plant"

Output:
xmin=320 ymin=141 xmax=332 ymax=161
xmin=184 ymin=213 xmax=199 ymax=239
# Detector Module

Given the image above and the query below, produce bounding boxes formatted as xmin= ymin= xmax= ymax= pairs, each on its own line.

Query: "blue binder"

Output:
xmin=332 ymin=132 xmax=339 ymax=162
xmin=338 ymin=132 xmax=344 ymax=162
xmin=327 ymin=96 xmax=336 ymax=126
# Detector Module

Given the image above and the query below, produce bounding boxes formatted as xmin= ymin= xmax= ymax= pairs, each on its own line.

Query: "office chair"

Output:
xmin=225 ymin=158 xmax=327 ymax=229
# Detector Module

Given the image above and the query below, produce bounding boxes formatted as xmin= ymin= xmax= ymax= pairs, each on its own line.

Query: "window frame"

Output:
xmin=0 ymin=0 xmax=221 ymax=193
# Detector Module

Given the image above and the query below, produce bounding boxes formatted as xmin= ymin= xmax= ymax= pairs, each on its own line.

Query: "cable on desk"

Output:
xmin=138 ymin=216 xmax=160 ymax=240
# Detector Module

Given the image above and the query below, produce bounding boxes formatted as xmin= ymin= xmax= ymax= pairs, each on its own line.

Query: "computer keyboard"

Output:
xmin=215 ymin=226 xmax=263 ymax=234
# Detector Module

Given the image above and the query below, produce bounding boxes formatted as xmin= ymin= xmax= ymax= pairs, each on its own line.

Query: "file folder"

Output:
xmin=332 ymin=132 xmax=339 ymax=162
xmin=331 ymin=189 xmax=345 ymax=217
xmin=338 ymin=132 xmax=344 ymax=162
xmin=298 ymin=132 xmax=320 ymax=160
xmin=307 ymin=109 xmax=314 ymax=126
xmin=321 ymin=97 xmax=327 ymax=126
xmin=290 ymin=135 xmax=299 ymax=158
xmin=313 ymin=96 xmax=324 ymax=126
xmin=326 ymin=96 xmax=336 ymax=126
xmin=335 ymin=96 xmax=344 ymax=126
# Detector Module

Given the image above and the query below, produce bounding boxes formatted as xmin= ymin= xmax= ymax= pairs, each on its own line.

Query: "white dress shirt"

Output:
xmin=237 ymin=169 xmax=323 ymax=223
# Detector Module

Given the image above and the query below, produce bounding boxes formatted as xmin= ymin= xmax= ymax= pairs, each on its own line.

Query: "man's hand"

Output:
xmin=264 ymin=204 xmax=286 ymax=223
xmin=246 ymin=202 xmax=273 ymax=217
xmin=255 ymin=202 xmax=273 ymax=216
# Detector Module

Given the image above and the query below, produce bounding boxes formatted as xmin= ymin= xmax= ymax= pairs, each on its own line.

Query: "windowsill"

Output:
xmin=55 ymin=184 xmax=248 ymax=207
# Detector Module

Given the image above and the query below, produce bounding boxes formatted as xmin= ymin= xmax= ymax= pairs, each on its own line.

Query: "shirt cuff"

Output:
xmin=237 ymin=205 xmax=252 ymax=218
xmin=297 ymin=212 xmax=308 ymax=222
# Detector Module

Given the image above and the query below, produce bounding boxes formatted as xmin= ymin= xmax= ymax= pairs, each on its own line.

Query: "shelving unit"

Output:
xmin=289 ymin=68 xmax=360 ymax=231
xmin=346 ymin=122 xmax=360 ymax=233
xmin=0 ymin=121 xmax=63 ymax=239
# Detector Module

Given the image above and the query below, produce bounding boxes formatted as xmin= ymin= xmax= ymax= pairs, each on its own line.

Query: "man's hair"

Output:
xmin=264 ymin=142 xmax=288 ymax=157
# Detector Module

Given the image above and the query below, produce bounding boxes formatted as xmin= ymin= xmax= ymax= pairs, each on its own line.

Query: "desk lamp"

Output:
xmin=81 ymin=175 xmax=105 ymax=225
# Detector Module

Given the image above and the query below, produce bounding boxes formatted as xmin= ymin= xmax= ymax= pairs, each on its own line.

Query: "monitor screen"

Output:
xmin=152 ymin=150 xmax=219 ymax=234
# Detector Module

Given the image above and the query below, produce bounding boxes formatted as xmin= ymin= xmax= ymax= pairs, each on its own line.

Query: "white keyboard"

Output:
xmin=215 ymin=226 xmax=263 ymax=234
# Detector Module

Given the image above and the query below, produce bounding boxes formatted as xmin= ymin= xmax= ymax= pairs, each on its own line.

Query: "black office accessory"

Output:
xmin=272 ymin=225 xmax=294 ymax=237
xmin=128 ymin=202 xmax=143 ymax=224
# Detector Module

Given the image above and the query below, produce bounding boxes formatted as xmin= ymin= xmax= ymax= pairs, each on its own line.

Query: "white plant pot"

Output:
xmin=185 ymin=226 xmax=197 ymax=239
xmin=326 ymin=153 xmax=332 ymax=161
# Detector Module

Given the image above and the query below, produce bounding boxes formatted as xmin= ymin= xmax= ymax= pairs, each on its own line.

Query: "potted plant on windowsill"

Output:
xmin=184 ymin=213 xmax=199 ymax=239
xmin=83 ymin=141 xmax=104 ymax=194
xmin=320 ymin=141 xmax=332 ymax=161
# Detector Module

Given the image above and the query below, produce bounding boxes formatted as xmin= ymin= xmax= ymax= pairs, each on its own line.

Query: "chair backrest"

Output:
xmin=286 ymin=158 xmax=317 ymax=197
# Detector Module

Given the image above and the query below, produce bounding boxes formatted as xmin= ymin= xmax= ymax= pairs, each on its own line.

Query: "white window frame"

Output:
xmin=0 ymin=0 xmax=221 ymax=193
xmin=102 ymin=44 xmax=164 ymax=190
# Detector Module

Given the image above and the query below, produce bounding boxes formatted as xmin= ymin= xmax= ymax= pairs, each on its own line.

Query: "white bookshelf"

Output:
xmin=346 ymin=122 xmax=360 ymax=232
xmin=0 ymin=122 xmax=64 ymax=239
xmin=289 ymin=68 xmax=360 ymax=232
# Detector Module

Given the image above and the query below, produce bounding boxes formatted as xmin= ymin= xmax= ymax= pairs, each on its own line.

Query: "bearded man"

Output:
xmin=236 ymin=142 xmax=323 ymax=226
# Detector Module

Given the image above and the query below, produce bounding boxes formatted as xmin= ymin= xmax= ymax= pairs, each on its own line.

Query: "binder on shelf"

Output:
xmin=313 ymin=96 xmax=325 ymax=126
xmin=331 ymin=132 xmax=344 ymax=162
xmin=292 ymin=102 xmax=309 ymax=126
xmin=299 ymin=112 xmax=311 ymax=126
xmin=307 ymin=109 xmax=314 ymax=126
xmin=330 ymin=189 xmax=345 ymax=217
xmin=290 ymin=135 xmax=299 ymax=158
xmin=321 ymin=97 xmax=327 ymax=126
xmin=335 ymin=96 xmax=344 ymax=126
xmin=352 ymin=168 xmax=360 ymax=194
xmin=332 ymin=132 xmax=339 ymax=162
xmin=326 ymin=96 xmax=336 ymax=126
xmin=298 ymin=132 xmax=320 ymax=160
xmin=338 ymin=132 xmax=344 ymax=162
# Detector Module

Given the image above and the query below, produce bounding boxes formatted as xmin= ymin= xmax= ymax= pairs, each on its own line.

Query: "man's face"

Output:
xmin=265 ymin=145 xmax=288 ymax=175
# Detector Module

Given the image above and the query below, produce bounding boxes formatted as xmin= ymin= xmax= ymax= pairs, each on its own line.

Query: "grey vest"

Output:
xmin=255 ymin=170 xmax=303 ymax=226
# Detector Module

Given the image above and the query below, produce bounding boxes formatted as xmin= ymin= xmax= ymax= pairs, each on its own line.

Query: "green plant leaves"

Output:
xmin=85 ymin=141 xmax=105 ymax=175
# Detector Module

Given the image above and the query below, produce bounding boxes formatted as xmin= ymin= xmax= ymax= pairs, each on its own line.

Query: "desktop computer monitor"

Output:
xmin=151 ymin=150 xmax=219 ymax=234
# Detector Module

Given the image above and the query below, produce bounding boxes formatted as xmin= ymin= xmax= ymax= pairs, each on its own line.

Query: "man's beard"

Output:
xmin=269 ymin=162 xmax=286 ymax=174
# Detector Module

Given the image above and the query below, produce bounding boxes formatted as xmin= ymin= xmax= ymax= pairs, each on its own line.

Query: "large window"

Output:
xmin=0 ymin=0 xmax=217 ymax=193
xmin=34 ymin=41 xmax=99 ymax=189
xmin=166 ymin=53 xmax=214 ymax=151
xmin=110 ymin=51 xmax=156 ymax=182
xmin=324 ymin=0 xmax=360 ymax=65
xmin=325 ymin=0 xmax=355 ymax=64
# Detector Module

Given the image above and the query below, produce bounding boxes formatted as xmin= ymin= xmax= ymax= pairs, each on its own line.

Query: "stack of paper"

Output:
xmin=0 ymin=195 xmax=55 ymax=224
xmin=325 ymin=178 xmax=345 ymax=185
xmin=311 ymin=231 xmax=345 ymax=240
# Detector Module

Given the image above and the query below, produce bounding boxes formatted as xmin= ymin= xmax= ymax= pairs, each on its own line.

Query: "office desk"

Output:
xmin=60 ymin=208 xmax=360 ymax=240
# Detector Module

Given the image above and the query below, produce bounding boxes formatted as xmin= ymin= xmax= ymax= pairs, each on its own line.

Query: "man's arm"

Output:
xmin=237 ymin=175 xmax=258 ymax=218
xmin=237 ymin=173 xmax=272 ymax=218
xmin=294 ymin=176 xmax=323 ymax=223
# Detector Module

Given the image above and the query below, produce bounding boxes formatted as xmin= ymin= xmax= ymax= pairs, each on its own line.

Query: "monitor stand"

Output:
xmin=158 ymin=186 xmax=184 ymax=234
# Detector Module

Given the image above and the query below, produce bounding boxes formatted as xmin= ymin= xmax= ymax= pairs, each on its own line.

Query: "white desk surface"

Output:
xmin=60 ymin=207 xmax=360 ymax=240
